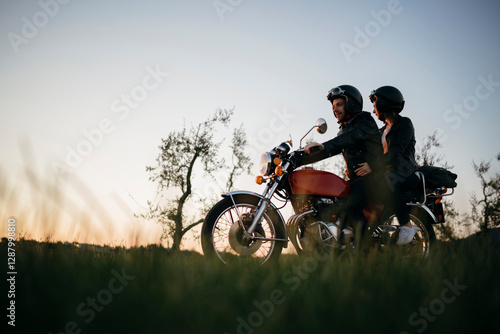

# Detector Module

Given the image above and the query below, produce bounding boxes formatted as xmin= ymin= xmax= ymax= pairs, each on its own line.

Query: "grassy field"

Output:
xmin=3 ymin=238 xmax=499 ymax=334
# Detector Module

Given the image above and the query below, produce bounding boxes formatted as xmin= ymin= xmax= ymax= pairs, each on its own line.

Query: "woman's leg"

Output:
xmin=383 ymin=172 xmax=420 ymax=244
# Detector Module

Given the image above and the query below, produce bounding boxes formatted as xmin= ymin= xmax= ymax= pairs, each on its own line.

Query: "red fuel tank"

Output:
xmin=288 ymin=169 xmax=351 ymax=198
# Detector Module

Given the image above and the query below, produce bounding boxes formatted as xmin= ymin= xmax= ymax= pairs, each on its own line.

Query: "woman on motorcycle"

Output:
xmin=364 ymin=86 xmax=421 ymax=245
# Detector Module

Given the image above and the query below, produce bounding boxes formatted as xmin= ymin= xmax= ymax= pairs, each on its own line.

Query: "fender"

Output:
xmin=408 ymin=204 xmax=438 ymax=224
xmin=222 ymin=190 xmax=288 ymax=247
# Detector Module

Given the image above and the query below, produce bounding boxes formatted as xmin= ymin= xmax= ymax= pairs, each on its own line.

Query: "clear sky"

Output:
xmin=1 ymin=0 xmax=499 ymax=248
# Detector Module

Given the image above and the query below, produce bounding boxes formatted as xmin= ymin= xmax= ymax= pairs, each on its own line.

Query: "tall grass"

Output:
xmin=3 ymin=126 xmax=497 ymax=334
xmin=0 ymin=138 xmax=162 ymax=249
xmin=4 ymin=238 xmax=499 ymax=334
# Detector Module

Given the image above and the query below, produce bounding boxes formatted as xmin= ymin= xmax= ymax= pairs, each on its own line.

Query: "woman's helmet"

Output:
xmin=369 ymin=86 xmax=405 ymax=113
xmin=327 ymin=85 xmax=363 ymax=114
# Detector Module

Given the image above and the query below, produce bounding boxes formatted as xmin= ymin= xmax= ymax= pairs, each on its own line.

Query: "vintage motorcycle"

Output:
xmin=201 ymin=119 xmax=455 ymax=264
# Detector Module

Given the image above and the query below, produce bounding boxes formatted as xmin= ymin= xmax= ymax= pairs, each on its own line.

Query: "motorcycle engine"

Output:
xmin=313 ymin=197 xmax=344 ymax=222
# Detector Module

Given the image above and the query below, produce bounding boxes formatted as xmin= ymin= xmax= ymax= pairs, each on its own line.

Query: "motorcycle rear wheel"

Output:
xmin=381 ymin=209 xmax=436 ymax=257
xmin=201 ymin=194 xmax=284 ymax=265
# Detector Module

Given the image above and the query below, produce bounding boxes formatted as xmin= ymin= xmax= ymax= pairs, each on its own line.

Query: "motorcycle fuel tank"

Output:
xmin=288 ymin=169 xmax=351 ymax=198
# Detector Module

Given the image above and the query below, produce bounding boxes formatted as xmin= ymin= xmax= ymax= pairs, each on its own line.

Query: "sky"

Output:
xmin=1 ymin=0 xmax=500 ymax=248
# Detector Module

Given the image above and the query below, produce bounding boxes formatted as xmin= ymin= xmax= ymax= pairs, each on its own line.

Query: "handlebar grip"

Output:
xmin=308 ymin=145 xmax=324 ymax=154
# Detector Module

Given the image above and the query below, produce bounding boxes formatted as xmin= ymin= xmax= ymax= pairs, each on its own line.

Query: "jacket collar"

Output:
xmin=339 ymin=111 xmax=363 ymax=127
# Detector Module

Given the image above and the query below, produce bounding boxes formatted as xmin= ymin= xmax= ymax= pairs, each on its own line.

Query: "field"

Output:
xmin=3 ymin=238 xmax=500 ymax=334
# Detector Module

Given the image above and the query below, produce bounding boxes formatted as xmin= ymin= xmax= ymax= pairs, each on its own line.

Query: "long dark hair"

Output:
xmin=382 ymin=109 xmax=398 ymax=124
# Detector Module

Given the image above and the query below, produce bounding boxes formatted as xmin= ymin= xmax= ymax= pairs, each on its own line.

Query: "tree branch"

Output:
xmin=181 ymin=219 xmax=204 ymax=237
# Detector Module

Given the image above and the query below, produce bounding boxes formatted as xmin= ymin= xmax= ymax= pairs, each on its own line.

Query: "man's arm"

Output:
xmin=296 ymin=144 xmax=329 ymax=167
xmin=322 ymin=113 xmax=379 ymax=157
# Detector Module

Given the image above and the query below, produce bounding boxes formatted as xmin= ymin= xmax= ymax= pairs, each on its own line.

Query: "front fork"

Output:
xmin=245 ymin=182 xmax=279 ymax=236
xmin=233 ymin=162 xmax=290 ymax=240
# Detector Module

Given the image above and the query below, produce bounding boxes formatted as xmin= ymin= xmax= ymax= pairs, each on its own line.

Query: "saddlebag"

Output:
xmin=418 ymin=166 xmax=457 ymax=189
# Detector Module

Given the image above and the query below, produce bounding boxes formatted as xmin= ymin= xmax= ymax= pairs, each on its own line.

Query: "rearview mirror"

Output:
xmin=299 ymin=118 xmax=328 ymax=148
xmin=315 ymin=118 xmax=327 ymax=134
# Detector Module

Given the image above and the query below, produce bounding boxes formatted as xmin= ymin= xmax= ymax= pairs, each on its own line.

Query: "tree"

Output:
xmin=415 ymin=130 xmax=451 ymax=169
xmin=225 ymin=125 xmax=252 ymax=191
xmin=470 ymin=153 xmax=500 ymax=234
xmin=415 ymin=131 xmax=469 ymax=241
xmin=140 ymin=108 xmax=252 ymax=251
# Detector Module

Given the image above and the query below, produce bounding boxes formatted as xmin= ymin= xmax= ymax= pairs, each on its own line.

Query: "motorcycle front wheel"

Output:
xmin=201 ymin=194 xmax=284 ymax=265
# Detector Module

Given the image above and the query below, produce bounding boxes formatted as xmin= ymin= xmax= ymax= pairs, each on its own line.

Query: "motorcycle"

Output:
xmin=201 ymin=118 xmax=455 ymax=264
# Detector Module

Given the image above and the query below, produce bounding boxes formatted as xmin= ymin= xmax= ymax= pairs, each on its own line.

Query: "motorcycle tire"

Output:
xmin=201 ymin=194 xmax=284 ymax=265
xmin=381 ymin=207 xmax=436 ymax=257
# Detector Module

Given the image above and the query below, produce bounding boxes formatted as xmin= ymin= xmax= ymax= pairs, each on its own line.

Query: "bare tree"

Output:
xmin=140 ymin=108 xmax=252 ymax=251
xmin=415 ymin=130 xmax=452 ymax=169
xmin=470 ymin=153 xmax=500 ymax=234
xmin=225 ymin=125 xmax=252 ymax=191
xmin=415 ymin=131 xmax=468 ymax=241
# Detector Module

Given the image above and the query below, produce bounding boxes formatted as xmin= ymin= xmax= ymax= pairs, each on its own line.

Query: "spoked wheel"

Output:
xmin=380 ymin=211 xmax=436 ymax=257
xmin=201 ymin=195 xmax=284 ymax=265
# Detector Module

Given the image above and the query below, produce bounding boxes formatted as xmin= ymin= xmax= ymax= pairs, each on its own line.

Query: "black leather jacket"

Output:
xmin=299 ymin=111 xmax=383 ymax=178
xmin=380 ymin=114 xmax=418 ymax=176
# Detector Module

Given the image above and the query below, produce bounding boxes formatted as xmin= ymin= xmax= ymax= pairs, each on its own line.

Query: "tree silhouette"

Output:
xmin=140 ymin=108 xmax=251 ymax=251
xmin=470 ymin=153 xmax=500 ymax=233
xmin=415 ymin=131 xmax=467 ymax=241
xmin=415 ymin=130 xmax=452 ymax=169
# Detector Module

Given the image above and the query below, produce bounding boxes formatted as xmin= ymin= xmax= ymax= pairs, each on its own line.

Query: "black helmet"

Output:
xmin=326 ymin=85 xmax=363 ymax=114
xmin=369 ymin=86 xmax=405 ymax=113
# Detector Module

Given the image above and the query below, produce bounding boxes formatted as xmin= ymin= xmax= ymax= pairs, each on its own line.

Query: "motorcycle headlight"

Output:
xmin=260 ymin=152 xmax=274 ymax=176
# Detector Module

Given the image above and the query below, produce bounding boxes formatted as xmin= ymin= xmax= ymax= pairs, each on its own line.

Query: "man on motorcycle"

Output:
xmin=301 ymin=85 xmax=383 ymax=246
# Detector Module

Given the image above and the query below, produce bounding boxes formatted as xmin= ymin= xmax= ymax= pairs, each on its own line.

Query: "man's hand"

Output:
xmin=354 ymin=162 xmax=372 ymax=176
xmin=304 ymin=142 xmax=324 ymax=155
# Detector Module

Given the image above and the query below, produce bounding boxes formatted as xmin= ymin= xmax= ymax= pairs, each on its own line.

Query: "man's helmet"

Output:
xmin=326 ymin=85 xmax=363 ymax=114
xmin=369 ymin=86 xmax=405 ymax=113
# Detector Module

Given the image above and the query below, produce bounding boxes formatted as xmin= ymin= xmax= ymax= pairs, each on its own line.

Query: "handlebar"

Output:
xmin=307 ymin=144 xmax=325 ymax=154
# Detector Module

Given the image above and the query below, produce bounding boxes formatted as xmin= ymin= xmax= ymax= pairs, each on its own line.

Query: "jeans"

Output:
xmin=381 ymin=171 xmax=419 ymax=225
xmin=344 ymin=174 xmax=378 ymax=244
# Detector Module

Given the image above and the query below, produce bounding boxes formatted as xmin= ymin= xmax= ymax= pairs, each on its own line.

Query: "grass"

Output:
xmin=4 ymin=238 xmax=500 ymax=334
